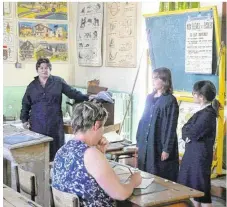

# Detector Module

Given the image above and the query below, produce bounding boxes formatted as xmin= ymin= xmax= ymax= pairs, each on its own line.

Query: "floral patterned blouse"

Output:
xmin=52 ymin=139 xmax=115 ymax=207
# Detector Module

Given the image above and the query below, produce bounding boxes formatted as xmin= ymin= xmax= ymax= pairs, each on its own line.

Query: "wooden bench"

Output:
xmin=3 ymin=184 xmax=41 ymax=207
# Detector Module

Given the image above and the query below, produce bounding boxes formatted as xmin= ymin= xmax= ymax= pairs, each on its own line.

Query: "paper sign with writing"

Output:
xmin=185 ymin=17 xmax=213 ymax=74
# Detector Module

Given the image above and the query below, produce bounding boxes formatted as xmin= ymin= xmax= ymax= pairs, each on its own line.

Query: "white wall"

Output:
xmin=200 ymin=2 xmax=223 ymax=17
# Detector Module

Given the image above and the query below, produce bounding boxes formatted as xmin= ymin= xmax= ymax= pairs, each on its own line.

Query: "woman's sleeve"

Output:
xmin=182 ymin=111 xmax=214 ymax=141
xmin=61 ymin=78 xmax=89 ymax=102
xmin=162 ymin=100 xmax=179 ymax=153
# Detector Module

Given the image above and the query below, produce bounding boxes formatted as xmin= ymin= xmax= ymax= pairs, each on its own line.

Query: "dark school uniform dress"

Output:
xmin=178 ymin=105 xmax=216 ymax=203
xmin=136 ymin=92 xmax=179 ymax=182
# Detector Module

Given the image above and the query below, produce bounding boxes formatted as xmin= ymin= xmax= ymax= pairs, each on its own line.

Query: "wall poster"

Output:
xmin=3 ymin=2 xmax=13 ymax=18
xmin=3 ymin=21 xmax=16 ymax=62
xmin=17 ymin=2 xmax=68 ymax=20
xmin=18 ymin=22 xmax=68 ymax=41
xmin=76 ymin=2 xmax=104 ymax=66
xmin=185 ymin=16 xmax=213 ymax=74
xmin=106 ymin=2 xmax=137 ymax=68
xmin=18 ymin=22 xmax=69 ymax=62
xmin=18 ymin=40 xmax=68 ymax=62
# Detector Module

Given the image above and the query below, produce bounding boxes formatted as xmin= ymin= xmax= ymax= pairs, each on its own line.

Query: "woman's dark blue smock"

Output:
xmin=20 ymin=75 xmax=88 ymax=161
xmin=136 ymin=92 xmax=179 ymax=182
xmin=178 ymin=105 xmax=216 ymax=203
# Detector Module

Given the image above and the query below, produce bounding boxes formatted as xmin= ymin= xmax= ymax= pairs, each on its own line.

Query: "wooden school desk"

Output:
xmin=110 ymin=161 xmax=204 ymax=207
xmin=3 ymin=125 xmax=53 ymax=207
xmin=106 ymin=146 xmax=137 ymax=162
xmin=3 ymin=184 xmax=42 ymax=207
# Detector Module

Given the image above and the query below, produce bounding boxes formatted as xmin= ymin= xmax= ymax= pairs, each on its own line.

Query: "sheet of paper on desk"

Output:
xmin=4 ymin=133 xmax=45 ymax=145
xmin=103 ymin=131 xmax=124 ymax=143
xmin=135 ymin=178 xmax=154 ymax=189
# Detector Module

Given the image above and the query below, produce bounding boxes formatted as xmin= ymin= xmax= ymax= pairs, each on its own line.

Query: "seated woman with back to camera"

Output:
xmin=52 ymin=101 xmax=142 ymax=207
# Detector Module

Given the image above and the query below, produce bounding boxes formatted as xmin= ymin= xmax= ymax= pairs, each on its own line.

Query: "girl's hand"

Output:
xmin=161 ymin=151 xmax=169 ymax=161
xmin=23 ymin=122 xmax=30 ymax=129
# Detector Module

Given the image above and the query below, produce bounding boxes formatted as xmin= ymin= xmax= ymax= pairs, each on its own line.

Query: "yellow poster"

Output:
xmin=17 ymin=2 xmax=68 ymax=20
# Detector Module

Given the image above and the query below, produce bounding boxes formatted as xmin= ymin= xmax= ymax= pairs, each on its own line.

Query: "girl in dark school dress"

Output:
xmin=178 ymin=80 xmax=220 ymax=207
xmin=136 ymin=67 xmax=179 ymax=182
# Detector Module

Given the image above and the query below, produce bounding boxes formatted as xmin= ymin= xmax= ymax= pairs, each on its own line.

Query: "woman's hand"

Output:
xmin=130 ymin=172 xmax=142 ymax=188
xmin=22 ymin=122 xmax=30 ymax=129
xmin=96 ymin=137 xmax=109 ymax=153
xmin=161 ymin=151 xmax=169 ymax=161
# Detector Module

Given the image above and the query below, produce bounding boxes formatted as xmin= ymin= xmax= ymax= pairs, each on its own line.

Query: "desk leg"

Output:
xmin=3 ymin=158 xmax=11 ymax=187
xmin=43 ymin=142 xmax=50 ymax=207
xmin=115 ymin=155 xmax=120 ymax=162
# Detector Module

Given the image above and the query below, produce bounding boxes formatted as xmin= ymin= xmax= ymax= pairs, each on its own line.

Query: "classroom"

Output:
xmin=2 ymin=1 xmax=226 ymax=207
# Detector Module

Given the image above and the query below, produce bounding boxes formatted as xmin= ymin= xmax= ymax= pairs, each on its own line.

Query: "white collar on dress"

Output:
xmin=199 ymin=103 xmax=211 ymax=111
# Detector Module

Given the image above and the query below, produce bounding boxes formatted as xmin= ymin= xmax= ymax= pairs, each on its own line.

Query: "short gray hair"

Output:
xmin=71 ymin=101 xmax=108 ymax=133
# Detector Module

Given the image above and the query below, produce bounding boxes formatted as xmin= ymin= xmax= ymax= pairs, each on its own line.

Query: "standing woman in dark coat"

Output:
xmin=20 ymin=58 xmax=88 ymax=161
xmin=178 ymin=81 xmax=219 ymax=207
xmin=136 ymin=67 xmax=179 ymax=182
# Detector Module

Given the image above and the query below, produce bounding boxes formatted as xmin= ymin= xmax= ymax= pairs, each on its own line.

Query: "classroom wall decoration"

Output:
xmin=185 ymin=16 xmax=213 ymax=74
xmin=18 ymin=40 xmax=36 ymax=62
xmin=3 ymin=2 xmax=13 ymax=18
xmin=3 ymin=21 xmax=16 ymax=62
xmin=35 ymin=42 xmax=68 ymax=62
xmin=106 ymin=2 xmax=137 ymax=68
xmin=18 ymin=40 xmax=68 ymax=62
xmin=76 ymin=2 xmax=103 ymax=66
xmin=17 ymin=2 xmax=68 ymax=20
xmin=17 ymin=3 xmax=69 ymax=63
xmin=18 ymin=22 xmax=69 ymax=62
xmin=18 ymin=22 xmax=68 ymax=42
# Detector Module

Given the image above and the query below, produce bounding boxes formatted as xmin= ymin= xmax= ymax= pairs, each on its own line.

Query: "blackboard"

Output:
xmin=145 ymin=8 xmax=219 ymax=92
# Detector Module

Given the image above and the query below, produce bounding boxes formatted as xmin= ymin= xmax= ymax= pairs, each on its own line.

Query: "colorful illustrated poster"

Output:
xmin=35 ymin=42 xmax=68 ymax=62
xmin=77 ymin=2 xmax=103 ymax=66
xmin=3 ymin=2 xmax=12 ymax=18
xmin=18 ymin=40 xmax=68 ymax=62
xmin=18 ymin=40 xmax=36 ymax=62
xmin=17 ymin=2 xmax=68 ymax=20
xmin=106 ymin=2 xmax=137 ymax=68
xmin=18 ymin=22 xmax=68 ymax=42
xmin=3 ymin=21 xmax=15 ymax=62
xmin=18 ymin=22 xmax=69 ymax=62
xmin=185 ymin=17 xmax=213 ymax=74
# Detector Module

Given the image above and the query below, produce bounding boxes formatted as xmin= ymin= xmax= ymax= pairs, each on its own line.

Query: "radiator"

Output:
xmin=73 ymin=87 xmax=132 ymax=141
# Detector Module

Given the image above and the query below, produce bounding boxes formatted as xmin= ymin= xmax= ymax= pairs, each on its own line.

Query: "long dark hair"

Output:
xmin=36 ymin=58 xmax=52 ymax=71
xmin=193 ymin=80 xmax=221 ymax=116
xmin=153 ymin=67 xmax=173 ymax=94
